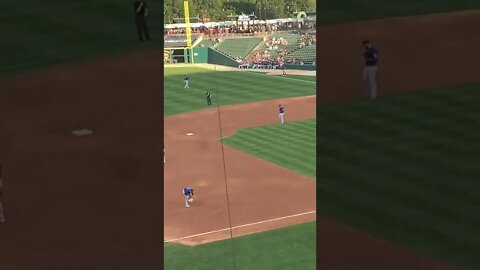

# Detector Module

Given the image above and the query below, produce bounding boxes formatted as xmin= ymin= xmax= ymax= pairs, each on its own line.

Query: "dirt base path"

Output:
xmin=317 ymin=10 xmax=480 ymax=103
xmin=164 ymin=96 xmax=317 ymax=246
xmin=318 ymin=218 xmax=455 ymax=270
xmin=0 ymin=50 xmax=165 ymax=270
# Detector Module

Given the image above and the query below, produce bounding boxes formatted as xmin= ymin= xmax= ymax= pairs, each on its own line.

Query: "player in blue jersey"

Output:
xmin=278 ymin=104 xmax=285 ymax=124
xmin=184 ymin=74 xmax=190 ymax=88
xmin=183 ymin=187 xmax=194 ymax=208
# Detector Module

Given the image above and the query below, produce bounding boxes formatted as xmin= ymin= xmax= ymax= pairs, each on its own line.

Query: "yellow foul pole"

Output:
xmin=183 ymin=0 xmax=194 ymax=63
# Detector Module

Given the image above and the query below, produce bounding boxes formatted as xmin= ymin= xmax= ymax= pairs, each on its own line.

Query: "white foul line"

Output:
xmin=164 ymin=210 xmax=316 ymax=243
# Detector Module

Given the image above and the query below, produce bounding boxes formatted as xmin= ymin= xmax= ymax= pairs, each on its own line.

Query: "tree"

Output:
xmin=163 ymin=0 xmax=315 ymax=24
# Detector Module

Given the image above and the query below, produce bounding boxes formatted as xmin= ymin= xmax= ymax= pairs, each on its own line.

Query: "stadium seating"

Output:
xmin=216 ymin=38 xmax=263 ymax=58
xmin=197 ymin=39 xmax=215 ymax=48
xmin=267 ymin=33 xmax=302 ymax=57
xmin=285 ymin=45 xmax=316 ymax=63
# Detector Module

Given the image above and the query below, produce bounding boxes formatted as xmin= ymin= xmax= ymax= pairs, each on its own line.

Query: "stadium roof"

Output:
xmin=164 ymin=18 xmax=301 ymax=29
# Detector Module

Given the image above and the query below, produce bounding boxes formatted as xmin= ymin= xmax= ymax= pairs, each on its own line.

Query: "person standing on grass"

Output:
xmin=206 ymin=91 xmax=212 ymax=106
xmin=362 ymin=40 xmax=379 ymax=100
xmin=184 ymin=74 xmax=190 ymax=88
xmin=0 ymin=165 xmax=6 ymax=224
xmin=134 ymin=0 xmax=152 ymax=42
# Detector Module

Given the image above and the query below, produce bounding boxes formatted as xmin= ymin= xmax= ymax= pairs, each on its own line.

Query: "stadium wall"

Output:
xmin=166 ymin=47 xmax=316 ymax=71
xmin=193 ymin=47 xmax=208 ymax=63
xmin=207 ymin=48 xmax=239 ymax=67
xmin=285 ymin=64 xmax=316 ymax=71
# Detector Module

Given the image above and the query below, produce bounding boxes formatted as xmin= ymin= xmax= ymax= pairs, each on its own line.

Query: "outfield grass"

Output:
xmin=318 ymin=0 xmax=480 ymax=25
xmin=317 ymin=85 xmax=480 ymax=269
xmin=0 ymin=0 xmax=161 ymax=75
xmin=223 ymin=119 xmax=316 ymax=178
xmin=164 ymin=67 xmax=316 ymax=116
xmin=273 ymin=74 xmax=316 ymax=82
xmin=165 ymin=222 xmax=316 ymax=270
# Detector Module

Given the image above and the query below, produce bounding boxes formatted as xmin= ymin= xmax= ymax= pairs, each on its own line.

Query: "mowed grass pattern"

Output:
xmin=223 ymin=119 xmax=316 ymax=178
xmin=273 ymin=74 xmax=317 ymax=82
xmin=318 ymin=0 xmax=480 ymax=25
xmin=164 ymin=68 xmax=316 ymax=116
xmin=0 ymin=0 xmax=161 ymax=75
xmin=165 ymin=222 xmax=316 ymax=270
xmin=318 ymin=85 xmax=480 ymax=269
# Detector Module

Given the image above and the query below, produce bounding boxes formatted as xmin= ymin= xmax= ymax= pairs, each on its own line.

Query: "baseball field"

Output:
xmin=316 ymin=2 xmax=480 ymax=269
xmin=163 ymin=67 xmax=316 ymax=269
xmin=1 ymin=0 xmax=480 ymax=269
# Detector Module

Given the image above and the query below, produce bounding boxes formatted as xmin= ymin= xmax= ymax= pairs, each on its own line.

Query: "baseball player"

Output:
xmin=206 ymin=91 xmax=213 ymax=106
xmin=362 ymin=40 xmax=379 ymax=100
xmin=0 ymin=165 xmax=5 ymax=224
xmin=133 ymin=0 xmax=152 ymax=42
xmin=183 ymin=187 xmax=194 ymax=208
xmin=184 ymin=74 xmax=190 ymax=88
xmin=278 ymin=104 xmax=285 ymax=124
xmin=281 ymin=63 xmax=287 ymax=76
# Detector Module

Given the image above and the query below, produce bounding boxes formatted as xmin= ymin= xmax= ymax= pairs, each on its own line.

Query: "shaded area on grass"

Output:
xmin=0 ymin=0 xmax=162 ymax=75
xmin=317 ymin=0 xmax=480 ymax=25
xmin=318 ymin=84 xmax=480 ymax=269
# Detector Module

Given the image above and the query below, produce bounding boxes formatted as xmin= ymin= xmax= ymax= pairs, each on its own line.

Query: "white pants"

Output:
xmin=184 ymin=80 xmax=189 ymax=88
xmin=184 ymin=195 xmax=193 ymax=206
xmin=279 ymin=113 xmax=285 ymax=124
xmin=364 ymin=66 xmax=378 ymax=99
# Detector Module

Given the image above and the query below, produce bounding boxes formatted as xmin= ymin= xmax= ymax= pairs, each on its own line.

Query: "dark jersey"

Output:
xmin=134 ymin=1 xmax=147 ymax=18
xmin=364 ymin=47 xmax=379 ymax=66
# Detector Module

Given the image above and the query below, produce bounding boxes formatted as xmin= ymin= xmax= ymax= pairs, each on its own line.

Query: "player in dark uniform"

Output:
xmin=206 ymin=91 xmax=212 ymax=106
xmin=134 ymin=0 xmax=152 ymax=42
xmin=184 ymin=74 xmax=190 ymax=88
xmin=363 ymin=40 xmax=379 ymax=99
xmin=279 ymin=104 xmax=285 ymax=124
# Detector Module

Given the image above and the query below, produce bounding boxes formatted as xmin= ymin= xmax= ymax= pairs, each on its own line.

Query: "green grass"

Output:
xmin=317 ymin=84 xmax=480 ymax=269
xmin=0 ymin=0 xmax=161 ymax=76
xmin=223 ymin=119 xmax=316 ymax=178
xmin=273 ymin=74 xmax=316 ymax=82
xmin=165 ymin=222 xmax=316 ymax=270
xmin=317 ymin=0 xmax=480 ymax=25
xmin=164 ymin=67 xmax=316 ymax=116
